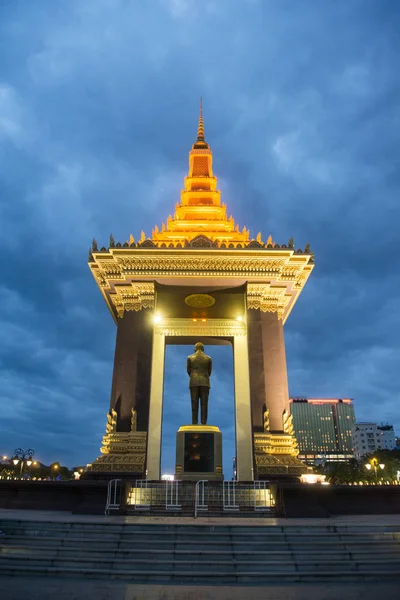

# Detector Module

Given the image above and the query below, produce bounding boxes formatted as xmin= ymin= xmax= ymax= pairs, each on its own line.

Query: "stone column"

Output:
xmin=146 ymin=330 xmax=166 ymax=480
xmin=246 ymin=286 xmax=290 ymax=432
xmin=259 ymin=311 xmax=290 ymax=431
xmin=110 ymin=310 xmax=154 ymax=433
xmin=246 ymin=309 xmax=266 ymax=433
xmin=233 ymin=332 xmax=254 ymax=481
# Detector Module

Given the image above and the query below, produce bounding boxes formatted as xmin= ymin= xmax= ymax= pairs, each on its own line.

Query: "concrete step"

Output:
xmin=3 ymin=544 xmax=400 ymax=561
xmin=1 ymin=521 xmax=399 ymax=535
xmin=0 ymin=563 xmax=399 ymax=583
xmin=1 ymin=525 xmax=399 ymax=540
xmin=1 ymin=553 xmax=400 ymax=572
xmin=2 ymin=535 xmax=400 ymax=552
xmin=2 ymin=536 xmax=400 ymax=554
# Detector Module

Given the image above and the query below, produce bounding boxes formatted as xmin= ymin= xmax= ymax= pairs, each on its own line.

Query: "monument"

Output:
xmin=87 ymin=102 xmax=313 ymax=480
xmin=175 ymin=342 xmax=223 ymax=481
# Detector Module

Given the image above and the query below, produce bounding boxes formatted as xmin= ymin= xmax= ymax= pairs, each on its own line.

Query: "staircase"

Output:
xmin=0 ymin=519 xmax=400 ymax=583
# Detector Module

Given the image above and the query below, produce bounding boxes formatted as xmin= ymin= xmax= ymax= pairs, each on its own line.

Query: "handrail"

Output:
xmin=105 ymin=478 xmax=121 ymax=516
xmin=194 ymin=480 xmax=208 ymax=518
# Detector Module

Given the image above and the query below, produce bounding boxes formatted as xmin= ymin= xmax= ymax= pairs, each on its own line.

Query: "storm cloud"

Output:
xmin=0 ymin=0 xmax=399 ymax=474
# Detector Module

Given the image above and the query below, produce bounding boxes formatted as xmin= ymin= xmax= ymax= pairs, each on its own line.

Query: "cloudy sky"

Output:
xmin=0 ymin=0 xmax=399 ymax=475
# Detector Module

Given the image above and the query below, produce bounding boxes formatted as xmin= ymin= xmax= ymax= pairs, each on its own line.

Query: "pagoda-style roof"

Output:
xmin=89 ymin=104 xmax=314 ymax=324
xmin=142 ymin=101 xmax=259 ymax=248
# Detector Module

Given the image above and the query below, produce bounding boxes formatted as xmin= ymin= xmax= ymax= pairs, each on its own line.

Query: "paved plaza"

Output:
xmin=1 ymin=508 xmax=400 ymax=526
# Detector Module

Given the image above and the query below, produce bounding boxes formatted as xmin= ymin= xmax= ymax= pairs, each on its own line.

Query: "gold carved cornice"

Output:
xmin=254 ymin=432 xmax=299 ymax=457
xmin=116 ymin=255 xmax=287 ymax=275
xmin=89 ymin=248 xmax=313 ymax=323
xmin=246 ymin=283 xmax=289 ymax=319
xmin=109 ymin=282 xmax=155 ymax=318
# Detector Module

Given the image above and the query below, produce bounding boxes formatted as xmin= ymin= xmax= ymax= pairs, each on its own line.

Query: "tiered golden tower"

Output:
xmin=150 ymin=100 xmax=250 ymax=248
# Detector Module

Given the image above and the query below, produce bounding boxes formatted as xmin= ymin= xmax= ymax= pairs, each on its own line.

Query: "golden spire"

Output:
xmin=193 ymin=98 xmax=209 ymax=150
xmin=197 ymin=98 xmax=205 ymax=142
xmin=151 ymin=105 xmax=250 ymax=247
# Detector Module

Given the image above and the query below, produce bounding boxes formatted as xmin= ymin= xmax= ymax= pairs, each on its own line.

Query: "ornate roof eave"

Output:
xmin=89 ymin=243 xmax=314 ymax=325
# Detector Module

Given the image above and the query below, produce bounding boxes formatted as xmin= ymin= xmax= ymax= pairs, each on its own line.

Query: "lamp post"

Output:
xmin=365 ymin=457 xmax=385 ymax=483
xmin=12 ymin=448 xmax=34 ymax=479
xmin=51 ymin=463 xmax=59 ymax=480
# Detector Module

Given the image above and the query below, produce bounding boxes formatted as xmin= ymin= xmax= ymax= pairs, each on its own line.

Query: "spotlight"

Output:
xmin=236 ymin=315 xmax=243 ymax=321
xmin=153 ymin=314 xmax=163 ymax=324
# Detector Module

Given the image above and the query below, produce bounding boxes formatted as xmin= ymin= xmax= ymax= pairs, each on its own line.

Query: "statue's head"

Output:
xmin=194 ymin=341 xmax=204 ymax=352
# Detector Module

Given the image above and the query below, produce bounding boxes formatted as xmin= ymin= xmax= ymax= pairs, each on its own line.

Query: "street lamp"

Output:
xmin=51 ymin=463 xmax=60 ymax=480
xmin=365 ymin=458 xmax=385 ymax=482
xmin=11 ymin=448 xmax=35 ymax=478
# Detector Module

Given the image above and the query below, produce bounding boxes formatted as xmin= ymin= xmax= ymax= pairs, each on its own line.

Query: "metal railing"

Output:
xmin=105 ymin=478 xmax=121 ymax=515
xmin=132 ymin=479 xmax=151 ymax=510
xmin=165 ymin=480 xmax=181 ymax=511
xmin=194 ymin=480 xmax=208 ymax=518
xmin=253 ymin=480 xmax=274 ymax=511
xmin=223 ymin=480 xmax=240 ymax=511
xmin=127 ymin=479 xmax=277 ymax=515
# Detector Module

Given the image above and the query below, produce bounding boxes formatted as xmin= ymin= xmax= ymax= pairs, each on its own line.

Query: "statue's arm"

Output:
xmin=208 ymin=358 xmax=212 ymax=376
xmin=186 ymin=357 xmax=191 ymax=376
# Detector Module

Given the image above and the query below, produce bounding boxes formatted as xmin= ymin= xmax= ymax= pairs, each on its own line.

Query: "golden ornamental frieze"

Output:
xmin=94 ymin=271 xmax=107 ymax=288
xmin=114 ymin=256 xmax=286 ymax=275
xmin=246 ymin=283 xmax=290 ymax=318
xmin=281 ymin=266 xmax=302 ymax=279
xmin=294 ymin=270 xmax=311 ymax=289
xmin=154 ymin=318 xmax=247 ymax=337
xmin=109 ymin=282 xmax=155 ymax=318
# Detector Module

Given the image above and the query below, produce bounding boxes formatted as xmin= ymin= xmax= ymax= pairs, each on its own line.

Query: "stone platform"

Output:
xmin=1 ymin=480 xmax=400 ymax=517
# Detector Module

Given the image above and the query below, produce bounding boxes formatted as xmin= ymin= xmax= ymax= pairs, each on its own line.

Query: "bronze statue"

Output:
xmin=187 ymin=342 xmax=212 ymax=425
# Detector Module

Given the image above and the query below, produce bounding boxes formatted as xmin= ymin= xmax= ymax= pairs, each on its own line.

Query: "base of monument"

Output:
xmin=175 ymin=425 xmax=223 ymax=481
xmin=83 ymin=469 xmax=144 ymax=481
xmin=85 ymin=408 xmax=147 ymax=480
xmin=254 ymin=431 xmax=310 ymax=479
xmin=86 ymin=437 xmax=147 ymax=481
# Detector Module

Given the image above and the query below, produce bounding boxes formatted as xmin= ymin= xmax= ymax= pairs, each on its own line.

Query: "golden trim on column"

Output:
xmin=88 ymin=408 xmax=147 ymax=474
xmin=253 ymin=433 xmax=308 ymax=475
xmin=254 ymin=409 xmax=306 ymax=475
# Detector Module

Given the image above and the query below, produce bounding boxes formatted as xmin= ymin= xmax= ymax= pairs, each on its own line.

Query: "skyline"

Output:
xmin=0 ymin=0 xmax=399 ymax=475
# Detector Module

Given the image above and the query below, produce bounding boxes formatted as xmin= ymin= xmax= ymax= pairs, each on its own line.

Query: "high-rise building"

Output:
xmin=290 ymin=398 xmax=355 ymax=464
xmin=352 ymin=423 xmax=396 ymax=460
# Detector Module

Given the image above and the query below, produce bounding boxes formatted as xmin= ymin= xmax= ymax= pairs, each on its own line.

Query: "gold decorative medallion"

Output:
xmin=185 ymin=293 xmax=215 ymax=308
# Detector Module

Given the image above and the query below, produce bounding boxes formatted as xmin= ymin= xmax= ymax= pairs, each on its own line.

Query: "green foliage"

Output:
xmin=324 ymin=450 xmax=400 ymax=484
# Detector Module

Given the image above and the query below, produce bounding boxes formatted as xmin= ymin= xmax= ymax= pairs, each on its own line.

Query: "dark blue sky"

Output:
xmin=0 ymin=0 xmax=399 ymax=475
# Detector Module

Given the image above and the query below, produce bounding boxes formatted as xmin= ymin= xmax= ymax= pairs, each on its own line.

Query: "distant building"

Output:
xmin=290 ymin=398 xmax=355 ymax=464
xmin=352 ymin=423 xmax=396 ymax=459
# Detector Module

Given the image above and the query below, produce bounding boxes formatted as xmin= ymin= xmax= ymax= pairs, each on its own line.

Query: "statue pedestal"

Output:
xmin=175 ymin=425 xmax=223 ymax=481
